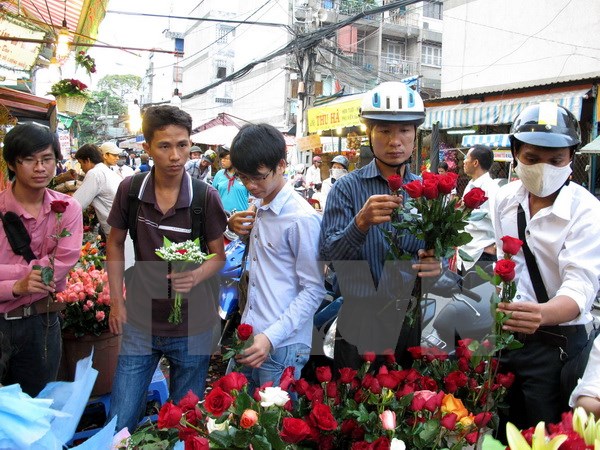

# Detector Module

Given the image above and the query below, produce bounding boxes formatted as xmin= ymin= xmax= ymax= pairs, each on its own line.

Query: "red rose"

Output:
xmin=279 ymin=366 xmax=295 ymax=391
xmin=496 ymin=372 xmax=515 ymax=388
xmin=403 ymin=180 xmax=424 ymax=198
xmin=184 ymin=435 xmax=209 ymax=450
xmin=501 ymin=235 xmax=523 ymax=256
xmin=463 ymin=187 xmax=488 ymax=209
xmin=465 ymin=431 xmax=479 ymax=445
xmin=157 ymin=401 xmax=182 ymax=428
xmin=178 ymin=390 xmax=199 ymax=412
xmin=474 ymin=411 xmax=493 ymax=428
xmin=237 ymin=323 xmax=253 ymax=341
xmin=387 ymin=174 xmax=403 ymax=193
xmin=440 ymin=412 xmax=458 ymax=430
xmin=50 ymin=200 xmax=69 ymax=214
xmin=372 ymin=436 xmax=391 ymax=450
xmin=315 ymin=366 xmax=332 ymax=383
xmin=309 ymin=403 xmax=338 ymax=431
xmin=326 ymin=380 xmax=338 ymax=398
xmin=494 ymin=259 xmax=516 ymax=282
xmin=444 ymin=371 xmax=468 ymax=393
xmin=421 ymin=171 xmax=438 ymax=181
xmin=422 ymin=178 xmax=439 ymax=200
xmin=362 ymin=351 xmax=376 ymax=363
xmin=424 ymin=391 xmax=444 ymax=412
xmin=280 ymin=417 xmax=312 ymax=444
xmin=338 ymin=367 xmax=357 ymax=384
xmin=203 ymin=386 xmax=233 ymax=417
xmin=176 ymin=249 xmax=187 ymax=255
xmin=215 ymin=372 xmax=247 ymax=393
xmin=350 ymin=442 xmax=372 ymax=450
xmin=294 ymin=378 xmax=310 ymax=396
xmin=438 ymin=172 xmax=458 ymax=194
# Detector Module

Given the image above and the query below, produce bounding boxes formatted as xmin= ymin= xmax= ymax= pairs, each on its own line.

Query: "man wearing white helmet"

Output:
xmin=185 ymin=147 xmax=215 ymax=183
xmin=319 ymin=82 xmax=442 ymax=370
xmin=492 ymin=102 xmax=600 ymax=433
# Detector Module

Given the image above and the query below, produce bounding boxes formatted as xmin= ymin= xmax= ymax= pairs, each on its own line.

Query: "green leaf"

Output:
xmin=209 ymin=429 xmax=234 ymax=448
xmin=40 ymin=266 xmax=54 ymax=285
xmin=233 ymin=391 xmax=253 ymax=414
xmin=163 ymin=236 xmax=172 ymax=247
xmin=474 ymin=264 xmax=493 ymax=281
xmin=58 ymin=228 xmax=71 ymax=238
xmin=458 ymin=248 xmax=475 ymax=262
xmin=419 ymin=419 xmax=440 ymax=443
xmin=233 ymin=429 xmax=252 ymax=448
xmin=250 ymin=434 xmax=273 ymax=450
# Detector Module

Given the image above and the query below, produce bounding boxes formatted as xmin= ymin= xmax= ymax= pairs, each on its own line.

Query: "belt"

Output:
xmin=2 ymin=297 xmax=65 ymax=320
xmin=515 ymin=324 xmax=586 ymax=347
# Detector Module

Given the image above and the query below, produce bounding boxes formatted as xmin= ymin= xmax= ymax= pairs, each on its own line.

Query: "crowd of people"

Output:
xmin=0 ymin=82 xmax=599 ymax=442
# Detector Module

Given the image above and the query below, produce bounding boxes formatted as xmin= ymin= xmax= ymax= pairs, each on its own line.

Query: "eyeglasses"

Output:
xmin=238 ymin=170 xmax=273 ymax=184
xmin=16 ymin=156 xmax=56 ymax=167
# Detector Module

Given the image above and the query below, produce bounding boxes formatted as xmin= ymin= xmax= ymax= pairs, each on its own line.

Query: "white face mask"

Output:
xmin=331 ymin=168 xmax=347 ymax=180
xmin=514 ymin=161 xmax=572 ymax=197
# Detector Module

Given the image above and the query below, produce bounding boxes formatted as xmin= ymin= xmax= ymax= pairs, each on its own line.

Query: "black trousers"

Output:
xmin=496 ymin=325 xmax=587 ymax=441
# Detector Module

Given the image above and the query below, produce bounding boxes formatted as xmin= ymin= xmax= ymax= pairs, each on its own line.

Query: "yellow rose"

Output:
xmin=441 ymin=394 xmax=469 ymax=421
xmin=459 ymin=413 xmax=475 ymax=428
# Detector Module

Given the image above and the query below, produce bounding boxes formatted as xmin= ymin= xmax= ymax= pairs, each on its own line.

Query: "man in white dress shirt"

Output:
xmin=493 ymin=102 xmax=600 ymax=433
xmin=457 ymin=145 xmax=500 ymax=273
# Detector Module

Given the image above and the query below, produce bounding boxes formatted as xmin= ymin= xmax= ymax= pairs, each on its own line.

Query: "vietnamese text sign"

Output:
xmin=308 ymin=98 xmax=362 ymax=133
xmin=296 ymin=134 xmax=322 ymax=151
xmin=0 ymin=19 xmax=45 ymax=71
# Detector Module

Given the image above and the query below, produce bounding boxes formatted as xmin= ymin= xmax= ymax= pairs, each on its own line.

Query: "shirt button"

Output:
xmin=253 ymin=257 xmax=256 ymax=261
xmin=252 ymin=282 xmax=255 ymax=287
xmin=516 ymin=295 xmax=521 ymax=300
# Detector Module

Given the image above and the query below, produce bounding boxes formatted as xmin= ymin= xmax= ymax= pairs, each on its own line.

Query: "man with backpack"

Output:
xmin=106 ymin=105 xmax=227 ymax=432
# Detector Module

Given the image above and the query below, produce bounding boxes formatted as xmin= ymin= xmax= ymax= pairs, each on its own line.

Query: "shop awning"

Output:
xmin=307 ymin=93 xmax=363 ymax=134
xmin=422 ymin=88 xmax=591 ymax=130
xmin=580 ymin=136 xmax=600 ymax=154
xmin=461 ymin=134 xmax=511 ymax=148
xmin=191 ymin=125 xmax=240 ymax=147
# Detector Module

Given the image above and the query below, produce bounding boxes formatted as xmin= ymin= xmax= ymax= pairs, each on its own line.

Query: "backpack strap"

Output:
xmin=0 ymin=210 xmax=37 ymax=263
xmin=127 ymin=172 xmax=150 ymax=260
xmin=190 ymin=178 xmax=209 ymax=251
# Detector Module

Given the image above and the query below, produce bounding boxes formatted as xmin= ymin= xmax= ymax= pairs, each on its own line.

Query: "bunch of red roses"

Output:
xmin=127 ymin=341 xmax=515 ymax=449
xmin=386 ymin=171 xmax=488 ymax=261
xmin=475 ymin=235 xmax=524 ymax=352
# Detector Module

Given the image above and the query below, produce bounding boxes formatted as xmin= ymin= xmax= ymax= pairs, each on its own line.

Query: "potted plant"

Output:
xmin=56 ymin=235 xmax=119 ymax=396
xmin=48 ymin=78 xmax=90 ymax=115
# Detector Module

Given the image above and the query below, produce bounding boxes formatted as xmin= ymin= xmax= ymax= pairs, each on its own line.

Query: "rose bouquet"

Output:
xmin=155 ymin=237 xmax=215 ymax=324
xmin=56 ymin=265 xmax=111 ymax=338
xmin=125 ymin=339 xmax=514 ymax=449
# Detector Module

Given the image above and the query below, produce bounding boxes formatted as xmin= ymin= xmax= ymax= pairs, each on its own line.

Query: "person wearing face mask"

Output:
xmin=493 ymin=102 xmax=600 ymax=435
xmin=320 ymin=155 xmax=349 ymax=211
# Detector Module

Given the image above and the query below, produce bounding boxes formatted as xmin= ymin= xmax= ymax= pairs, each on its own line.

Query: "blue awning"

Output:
xmin=422 ymin=88 xmax=590 ymax=130
xmin=461 ymin=134 xmax=511 ymax=148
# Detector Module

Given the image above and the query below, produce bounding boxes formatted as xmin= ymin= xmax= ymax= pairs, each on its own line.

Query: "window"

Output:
xmin=216 ymin=60 xmax=227 ymax=79
xmin=423 ymin=1 xmax=443 ymax=20
xmin=217 ymin=25 xmax=234 ymax=44
xmin=421 ymin=44 xmax=442 ymax=66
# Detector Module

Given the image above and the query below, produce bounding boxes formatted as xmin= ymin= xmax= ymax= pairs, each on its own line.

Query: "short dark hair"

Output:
xmin=469 ymin=145 xmax=494 ymax=171
xmin=439 ymin=161 xmax=449 ymax=171
xmin=141 ymin=105 xmax=192 ymax=144
xmin=3 ymin=122 xmax=61 ymax=179
xmin=140 ymin=153 xmax=150 ymax=163
xmin=75 ymin=143 xmax=103 ymax=164
xmin=230 ymin=123 xmax=286 ymax=175
xmin=219 ymin=147 xmax=230 ymax=159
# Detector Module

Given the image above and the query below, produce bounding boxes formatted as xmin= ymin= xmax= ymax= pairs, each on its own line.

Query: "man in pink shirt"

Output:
xmin=0 ymin=123 xmax=82 ymax=396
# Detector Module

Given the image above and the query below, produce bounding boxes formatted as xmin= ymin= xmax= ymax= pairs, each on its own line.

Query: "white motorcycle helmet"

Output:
xmin=360 ymin=81 xmax=425 ymax=126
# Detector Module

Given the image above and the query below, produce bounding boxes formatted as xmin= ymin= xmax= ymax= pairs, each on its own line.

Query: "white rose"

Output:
xmin=391 ymin=438 xmax=406 ymax=450
xmin=206 ymin=416 xmax=229 ymax=434
xmin=259 ymin=386 xmax=290 ymax=407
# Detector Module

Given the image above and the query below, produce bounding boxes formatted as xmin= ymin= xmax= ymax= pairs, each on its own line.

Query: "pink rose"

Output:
xmin=95 ymin=311 xmax=105 ymax=322
xmin=379 ymin=410 xmax=396 ymax=430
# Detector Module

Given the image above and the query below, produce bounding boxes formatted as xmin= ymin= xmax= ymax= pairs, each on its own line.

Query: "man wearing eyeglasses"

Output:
xmin=0 ymin=123 xmax=83 ymax=396
xmin=227 ymin=124 xmax=326 ymax=393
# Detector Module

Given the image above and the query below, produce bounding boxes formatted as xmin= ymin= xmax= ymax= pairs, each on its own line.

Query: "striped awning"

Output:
xmin=461 ymin=134 xmax=511 ymax=148
xmin=422 ymin=88 xmax=591 ymax=130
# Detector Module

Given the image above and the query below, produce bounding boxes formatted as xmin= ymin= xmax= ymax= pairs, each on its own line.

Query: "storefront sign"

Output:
xmin=493 ymin=149 xmax=513 ymax=162
xmin=307 ymin=97 xmax=362 ymax=133
xmin=0 ymin=18 xmax=45 ymax=71
xmin=296 ymin=134 xmax=322 ymax=151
